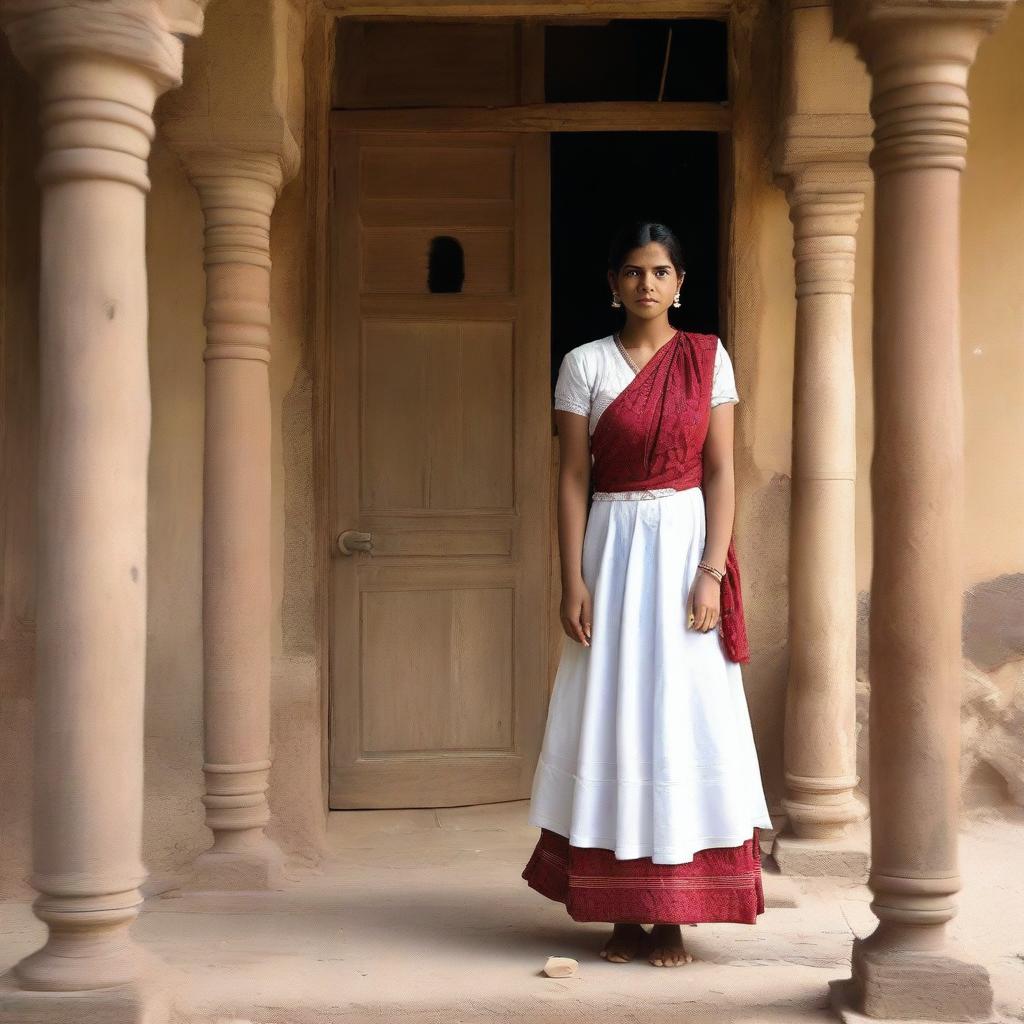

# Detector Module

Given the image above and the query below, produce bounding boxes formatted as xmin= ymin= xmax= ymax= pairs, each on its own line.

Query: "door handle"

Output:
xmin=336 ymin=530 xmax=373 ymax=556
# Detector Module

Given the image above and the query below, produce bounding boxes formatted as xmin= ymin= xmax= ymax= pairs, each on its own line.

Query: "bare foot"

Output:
xmin=599 ymin=922 xmax=648 ymax=963
xmin=648 ymin=924 xmax=694 ymax=967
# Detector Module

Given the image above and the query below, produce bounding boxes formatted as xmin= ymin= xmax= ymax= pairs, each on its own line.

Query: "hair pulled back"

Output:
xmin=607 ymin=220 xmax=686 ymax=275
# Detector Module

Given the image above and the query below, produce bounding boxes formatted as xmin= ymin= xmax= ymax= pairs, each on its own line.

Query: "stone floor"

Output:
xmin=1 ymin=801 xmax=1023 ymax=1023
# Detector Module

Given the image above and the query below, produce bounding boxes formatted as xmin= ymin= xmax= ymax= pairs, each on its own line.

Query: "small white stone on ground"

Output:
xmin=543 ymin=956 xmax=578 ymax=978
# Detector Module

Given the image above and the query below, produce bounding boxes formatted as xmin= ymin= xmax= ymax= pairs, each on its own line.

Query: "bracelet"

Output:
xmin=697 ymin=561 xmax=724 ymax=584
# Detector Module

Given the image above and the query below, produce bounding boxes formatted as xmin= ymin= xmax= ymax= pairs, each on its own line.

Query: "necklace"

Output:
xmin=614 ymin=329 xmax=682 ymax=376
xmin=613 ymin=333 xmax=642 ymax=375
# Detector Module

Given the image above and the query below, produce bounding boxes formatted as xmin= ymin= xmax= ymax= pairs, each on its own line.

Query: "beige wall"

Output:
xmin=961 ymin=6 xmax=1024 ymax=585
xmin=2 ymin=4 xmax=1023 ymax=892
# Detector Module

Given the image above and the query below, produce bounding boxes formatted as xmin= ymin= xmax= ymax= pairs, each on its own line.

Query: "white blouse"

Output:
xmin=553 ymin=334 xmax=740 ymax=436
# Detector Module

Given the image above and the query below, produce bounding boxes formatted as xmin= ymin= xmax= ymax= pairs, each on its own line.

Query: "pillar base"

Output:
xmin=829 ymin=936 xmax=997 ymax=1023
xmin=179 ymin=833 xmax=286 ymax=892
xmin=772 ymin=832 xmax=871 ymax=880
xmin=0 ymin=959 xmax=179 ymax=1024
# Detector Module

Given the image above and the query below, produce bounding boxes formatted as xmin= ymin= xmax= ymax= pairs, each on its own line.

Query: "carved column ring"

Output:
xmin=785 ymin=772 xmax=861 ymax=793
xmin=204 ymin=297 xmax=272 ymax=358
xmin=42 ymin=96 xmax=154 ymax=147
xmin=869 ymin=871 xmax=960 ymax=897
xmin=872 ymin=78 xmax=970 ymax=118
xmin=203 ymin=759 xmax=273 ymax=774
xmin=199 ymin=189 xmax=277 ymax=218
xmin=32 ymin=890 xmax=144 ymax=917
xmin=873 ymin=105 xmax=970 ymax=148
xmin=205 ymin=298 xmax=272 ymax=328
xmin=35 ymin=91 xmax=159 ymax=191
xmin=38 ymin=149 xmax=150 ymax=191
xmin=871 ymin=83 xmax=972 ymax=172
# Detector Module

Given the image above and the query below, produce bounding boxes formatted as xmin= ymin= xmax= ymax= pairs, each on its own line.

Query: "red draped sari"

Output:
xmin=522 ymin=330 xmax=764 ymax=925
xmin=589 ymin=328 xmax=749 ymax=663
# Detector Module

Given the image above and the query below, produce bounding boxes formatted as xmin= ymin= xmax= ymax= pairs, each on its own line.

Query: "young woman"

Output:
xmin=522 ymin=221 xmax=773 ymax=967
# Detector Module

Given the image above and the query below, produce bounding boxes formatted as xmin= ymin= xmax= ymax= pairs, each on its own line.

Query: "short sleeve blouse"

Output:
xmin=553 ymin=335 xmax=739 ymax=432
xmin=552 ymin=344 xmax=593 ymax=418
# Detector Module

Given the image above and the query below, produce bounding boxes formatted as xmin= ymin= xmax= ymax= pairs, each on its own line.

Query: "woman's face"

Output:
xmin=607 ymin=242 xmax=684 ymax=321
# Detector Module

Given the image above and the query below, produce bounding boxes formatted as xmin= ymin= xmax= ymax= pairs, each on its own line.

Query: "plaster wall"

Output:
xmin=960 ymin=9 xmax=1024 ymax=586
xmin=1 ymin=4 xmax=1023 ymax=893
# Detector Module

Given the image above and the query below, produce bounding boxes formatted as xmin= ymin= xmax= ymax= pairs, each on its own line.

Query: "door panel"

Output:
xmin=329 ymin=130 xmax=550 ymax=808
xmin=360 ymin=585 xmax=514 ymax=754
xmin=360 ymin=320 xmax=514 ymax=510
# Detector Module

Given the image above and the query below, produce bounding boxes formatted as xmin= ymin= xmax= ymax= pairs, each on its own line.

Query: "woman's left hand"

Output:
xmin=687 ymin=571 xmax=721 ymax=632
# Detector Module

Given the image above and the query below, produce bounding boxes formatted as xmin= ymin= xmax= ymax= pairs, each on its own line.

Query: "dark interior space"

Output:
xmin=544 ymin=19 xmax=728 ymax=103
xmin=549 ymin=130 xmax=721 ymax=394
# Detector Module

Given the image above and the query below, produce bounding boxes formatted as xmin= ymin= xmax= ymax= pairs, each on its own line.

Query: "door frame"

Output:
xmin=305 ymin=9 xmax=736 ymax=814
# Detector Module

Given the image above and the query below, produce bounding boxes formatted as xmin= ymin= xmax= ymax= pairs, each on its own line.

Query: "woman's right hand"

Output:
xmin=560 ymin=579 xmax=593 ymax=647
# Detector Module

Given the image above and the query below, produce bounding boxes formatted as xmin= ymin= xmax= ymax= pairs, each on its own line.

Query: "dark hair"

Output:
xmin=607 ymin=221 xmax=686 ymax=275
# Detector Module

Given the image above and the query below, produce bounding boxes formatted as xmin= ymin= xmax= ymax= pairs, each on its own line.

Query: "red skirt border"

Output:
xmin=522 ymin=827 xmax=765 ymax=925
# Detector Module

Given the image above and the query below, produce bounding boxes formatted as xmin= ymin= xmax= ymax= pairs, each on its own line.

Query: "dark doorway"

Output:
xmin=549 ymin=131 xmax=721 ymax=392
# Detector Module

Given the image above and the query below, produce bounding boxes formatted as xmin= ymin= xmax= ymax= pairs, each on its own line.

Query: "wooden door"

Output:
xmin=329 ymin=129 xmax=551 ymax=808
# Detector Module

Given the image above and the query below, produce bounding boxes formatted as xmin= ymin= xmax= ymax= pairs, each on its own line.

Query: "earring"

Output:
xmin=611 ymin=292 xmax=622 ymax=308
xmin=672 ymin=292 xmax=681 ymax=308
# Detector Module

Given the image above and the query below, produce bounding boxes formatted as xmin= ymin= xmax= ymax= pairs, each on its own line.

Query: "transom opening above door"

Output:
xmin=332 ymin=18 xmax=728 ymax=110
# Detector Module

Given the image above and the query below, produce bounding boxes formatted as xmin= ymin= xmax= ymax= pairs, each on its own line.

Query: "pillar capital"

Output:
xmin=159 ymin=0 xmax=303 ymax=193
xmin=162 ymin=118 xmax=300 ymax=197
xmin=775 ymin=143 xmax=871 ymax=300
xmin=780 ymin=161 xmax=871 ymax=217
xmin=773 ymin=1 xmax=874 ymax=297
xmin=774 ymin=113 xmax=874 ymax=182
xmin=165 ymin=144 xmax=289 ymax=281
xmin=834 ymin=0 xmax=1014 ymax=40
xmin=1 ymin=0 xmax=208 ymax=196
xmin=168 ymin=147 xmax=288 ymax=367
xmin=1 ymin=0 xmax=206 ymax=89
xmin=833 ymin=0 xmax=1016 ymax=175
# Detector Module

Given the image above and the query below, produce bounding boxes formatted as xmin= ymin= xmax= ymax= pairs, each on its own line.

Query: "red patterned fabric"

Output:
xmin=590 ymin=329 xmax=750 ymax=662
xmin=522 ymin=827 xmax=764 ymax=925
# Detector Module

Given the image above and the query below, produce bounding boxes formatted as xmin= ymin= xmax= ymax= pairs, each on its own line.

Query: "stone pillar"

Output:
xmin=830 ymin=2 xmax=1014 ymax=1020
xmin=181 ymin=150 xmax=289 ymax=888
xmin=773 ymin=159 xmax=871 ymax=878
xmin=0 ymin=0 xmax=204 ymax=1014
xmin=770 ymin=1 xmax=873 ymax=880
xmin=160 ymin=0 xmax=301 ymax=890
xmin=160 ymin=0 xmax=301 ymax=891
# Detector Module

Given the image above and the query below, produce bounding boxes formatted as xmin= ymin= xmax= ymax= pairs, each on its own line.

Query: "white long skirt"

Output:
xmin=528 ymin=486 xmax=773 ymax=865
